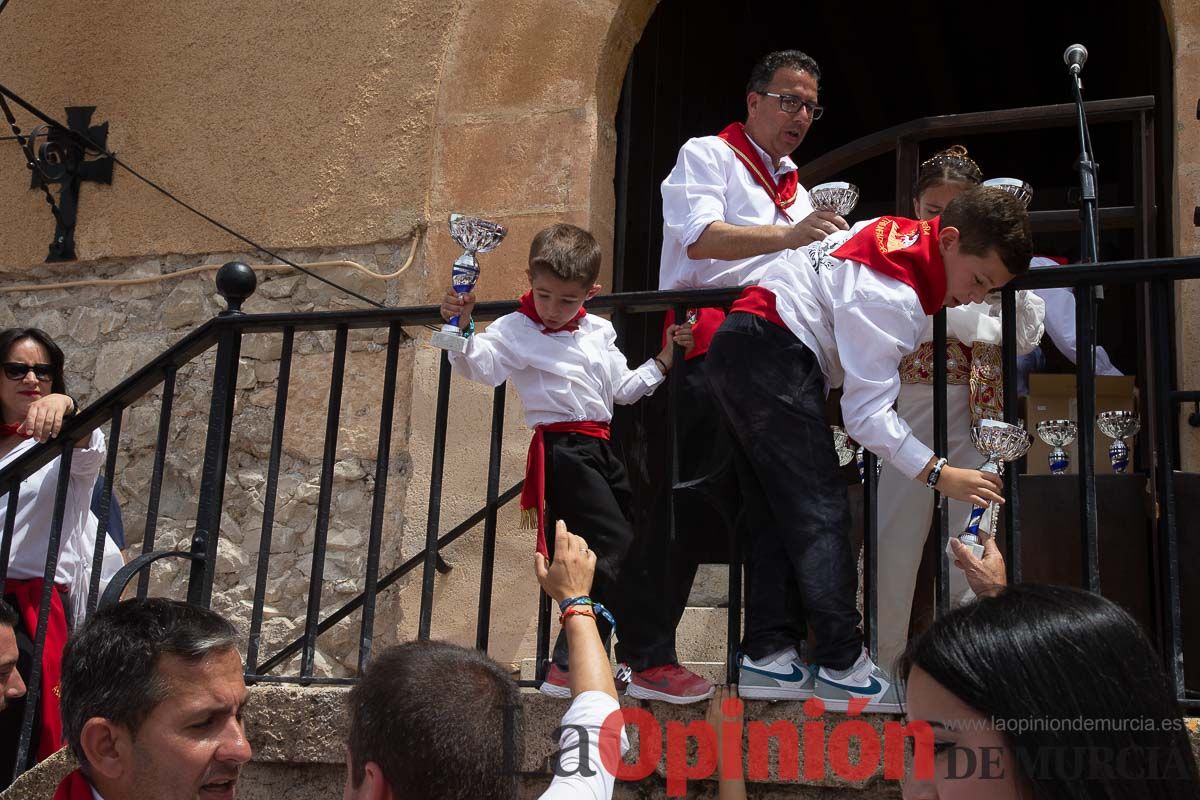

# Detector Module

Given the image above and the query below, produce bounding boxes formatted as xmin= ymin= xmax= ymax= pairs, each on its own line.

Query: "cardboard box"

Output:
xmin=1023 ymin=374 xmax=1138 ymax=475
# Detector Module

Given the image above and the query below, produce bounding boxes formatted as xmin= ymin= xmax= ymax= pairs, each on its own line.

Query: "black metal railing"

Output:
xmin=2 ymin=252 xmax=1199 ymax=779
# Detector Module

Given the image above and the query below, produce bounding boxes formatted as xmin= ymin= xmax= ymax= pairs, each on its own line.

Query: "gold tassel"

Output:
xmin=520 ymin=507 xmax=537 ymax=530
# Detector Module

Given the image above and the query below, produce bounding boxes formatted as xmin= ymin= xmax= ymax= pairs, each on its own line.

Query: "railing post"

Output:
xmin=1150 ymin=278 xmax=1184 ymax=698
xmin=359 ymin=323 xmax=402 ymax=670
xmin=475 ymin=383 xmax=507 ymax=652
xmin=137 ymin=366 xmax=176 ymax=598
xmin=86 ymin=406 xmax=122 ymax=618
xmin=1000 ymin=287 xmax=1022 ymax=583
xmin=932 ymin=309 xmax=950 ymax=614
xmin=1075 ymin=283 xmax=1100 ymax=593
xmin=418 ymin=351 xmax=454 ymax=640
xmin=188 ymin=262 xmax=255 ymax=606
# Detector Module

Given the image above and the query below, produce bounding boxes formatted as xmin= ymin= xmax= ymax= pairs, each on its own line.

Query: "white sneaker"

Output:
xmin=815 ymin=649 xmax=903 ymax=714
xmin=737 ymin=647 xmax=816 ymax=701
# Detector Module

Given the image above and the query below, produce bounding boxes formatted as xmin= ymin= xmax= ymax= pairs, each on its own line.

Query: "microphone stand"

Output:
xmin=1068 ymin=60 xmax=1101 ymax=591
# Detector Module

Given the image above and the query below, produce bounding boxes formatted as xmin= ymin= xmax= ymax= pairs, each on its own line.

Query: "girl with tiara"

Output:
xmin=874 ymin=146 xmax=1046 ymax=670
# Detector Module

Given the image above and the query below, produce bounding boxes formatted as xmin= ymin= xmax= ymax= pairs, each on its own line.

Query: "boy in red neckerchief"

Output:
xmin=706 ymin=186 xmax=1032 ymax=712
xmin=440 ymin=223 xmax=697 ymax=700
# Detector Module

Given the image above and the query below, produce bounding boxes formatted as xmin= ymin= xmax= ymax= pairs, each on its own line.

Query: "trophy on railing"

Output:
xmin=809 ymin=182 xmax=860 ymax=216
xmin=431 ymin=213 xmax=507 ymax=353
xmin=1096 ymin=410 xmax=1140 ymax=474
xmin=951 ymin=419 xmax=1032 ymax=559
xmin=831 ymin=426 xmax=855 ymax=468
xmin=1036 ymin=419 xmax=1077 ymax=475
xmin=983 ymin=177 xmax=1034 ymax=209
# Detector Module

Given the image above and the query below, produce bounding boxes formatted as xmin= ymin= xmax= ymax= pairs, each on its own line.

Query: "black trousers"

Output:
xmin=706 ymin=312 xmax=862 ymax=670
xmin=613 ymin=351 xmax=736 ymax=671
xmin=543 ymin=432 xmax=636 ymax=670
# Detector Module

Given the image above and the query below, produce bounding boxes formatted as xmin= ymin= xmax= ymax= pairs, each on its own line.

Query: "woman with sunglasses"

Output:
xmin=0 ymin=327 xmax=107 ymax=779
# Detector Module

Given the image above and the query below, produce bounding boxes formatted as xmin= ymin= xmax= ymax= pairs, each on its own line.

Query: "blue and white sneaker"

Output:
xmin=815 ymin=650 xmax=903 ymax=714
xmin=737 ymin=647 xmax=816 ymax=700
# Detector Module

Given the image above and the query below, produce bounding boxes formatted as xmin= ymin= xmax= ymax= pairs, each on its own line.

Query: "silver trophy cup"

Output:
xmin=809 ymin=181 xmax=859 ymax=216
xmin=1096 ymin=410 xmax=1140 ymax=474
xmin=1036 ymin=419 xmax=1077 ymax=475
xmin=431 ymin=213 xmax=508 ymax=353
xmin=982 ymin=177 xmax=1034 ymax=209
xmin=950 ymin=419 xmax=1032 ymax=560
xmin=831 ymin=426 xmax=854 ymax=468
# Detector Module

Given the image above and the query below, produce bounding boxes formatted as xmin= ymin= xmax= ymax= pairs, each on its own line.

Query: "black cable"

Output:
xmin=0 ymin=81 xmax=386 ymax=309
xmin=0 ymin=0 xmax=10 ymax=19
xmin=0 ymin=95 xmax=63 ymax=222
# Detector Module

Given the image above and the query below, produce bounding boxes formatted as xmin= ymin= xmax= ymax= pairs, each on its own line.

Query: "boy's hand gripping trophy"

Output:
xmin=431 ymin=213 xmax=507 ymax=353
xmin=950 ymin=419 xmax=1032 ymax=560
xmin=1036 ymin=419 xmax=1077 ymax=475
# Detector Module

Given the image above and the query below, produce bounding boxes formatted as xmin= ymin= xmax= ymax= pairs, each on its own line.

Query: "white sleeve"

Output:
xmin=605 ymin=326 xmax=665 ymax=405
xmin=69 ymin=428 xmax=106 ymax=478
xmin=1007 ymin=290 xmax=1046 ymax=355
xmin=539 ymin=692 xmax=629 ymax=800
xmin=661 ymin=141 xmax=729 ymax=249
xmin=445 ymin=319 xmax=522 ymax=387
xmin=836 ymin=302 xmax=933 ymax=480
xmin=1035 ymin=288 xmax=1122 ymax=375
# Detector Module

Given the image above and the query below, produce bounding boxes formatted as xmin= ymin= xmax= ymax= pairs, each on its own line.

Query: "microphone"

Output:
xmin=1064 ymin=44 xmax=1088 ymax=76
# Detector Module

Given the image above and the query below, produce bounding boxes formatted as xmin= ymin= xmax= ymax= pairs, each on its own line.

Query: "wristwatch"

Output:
xmin=925 ymin=457 xmax=948 ymax=489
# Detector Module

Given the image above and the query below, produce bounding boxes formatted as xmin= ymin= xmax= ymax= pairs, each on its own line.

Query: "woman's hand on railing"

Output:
xmin=936 ymin=465 xmax=1004 ymax=507
xmin=18 ymin=393 xmax=75 ymax=444
xmin=534 ymin=520 xmax=596 ymax=603
xmin=440 ymin=287 xmax=476 ymax=329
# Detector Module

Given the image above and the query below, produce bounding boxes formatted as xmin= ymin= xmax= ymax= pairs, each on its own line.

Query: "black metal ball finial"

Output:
xmin=216 ymin=261 xmax=257 ymax=315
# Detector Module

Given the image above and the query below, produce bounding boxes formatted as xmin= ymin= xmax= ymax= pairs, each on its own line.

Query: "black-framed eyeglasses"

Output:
xmin=758 ymin=91 xmax=824 ymax=120
xmin=2 ymin=362 xmax=54 ymax=381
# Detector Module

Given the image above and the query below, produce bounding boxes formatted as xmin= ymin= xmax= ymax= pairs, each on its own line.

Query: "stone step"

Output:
xmin=518 ymin=657 xmax=728 ymax=685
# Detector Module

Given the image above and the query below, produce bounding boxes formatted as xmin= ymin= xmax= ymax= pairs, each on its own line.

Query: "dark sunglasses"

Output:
xmin=2 ymin=362 xmax=54 ymax=381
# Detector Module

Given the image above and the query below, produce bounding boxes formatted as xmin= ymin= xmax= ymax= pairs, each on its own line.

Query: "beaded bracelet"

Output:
xmin=559 ymin=596 xmax=616 ymax=631
xmin=560 ymin=605 xmax=596 ymax=625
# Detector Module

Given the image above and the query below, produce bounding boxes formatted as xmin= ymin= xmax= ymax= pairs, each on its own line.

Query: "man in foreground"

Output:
xmin=54 ymin=598 xmax=251 ymax=800
xmin=343 ymin=521 xmax=628 ymax=800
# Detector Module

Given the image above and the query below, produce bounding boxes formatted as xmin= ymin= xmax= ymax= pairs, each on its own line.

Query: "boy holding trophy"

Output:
xmin=705 ymin=186 xmax=1032 ymax=712
xmin=439 ymin=222 xmax=694 ymax=698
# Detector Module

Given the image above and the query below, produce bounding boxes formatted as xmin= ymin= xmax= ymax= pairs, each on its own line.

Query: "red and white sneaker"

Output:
xmin=538 ymin=664 xmax=571 ymax=699
xmin=626 ymin=663 xmax=715 ymax=704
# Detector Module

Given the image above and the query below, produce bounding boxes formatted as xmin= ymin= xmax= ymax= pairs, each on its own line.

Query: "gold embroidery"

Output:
xmin=898 ymin=340 xmax=1005 ymax=424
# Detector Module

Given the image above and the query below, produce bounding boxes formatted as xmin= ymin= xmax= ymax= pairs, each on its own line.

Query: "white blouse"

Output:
xmin=1 ymin=428 xmax=106 ymax=585
xmin=447 ymin=313 xmax=664 ymax=427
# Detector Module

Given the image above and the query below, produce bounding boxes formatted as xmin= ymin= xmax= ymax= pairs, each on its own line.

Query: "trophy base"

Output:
xmin=431 ymin=328 xmax=468 ymax=352
xmin=946 ymin=538 xmax=985 ymax=561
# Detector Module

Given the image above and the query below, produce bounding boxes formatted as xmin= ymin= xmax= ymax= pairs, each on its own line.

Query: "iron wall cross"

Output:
xmin=25 ymin=106 xmax=114 ymax=262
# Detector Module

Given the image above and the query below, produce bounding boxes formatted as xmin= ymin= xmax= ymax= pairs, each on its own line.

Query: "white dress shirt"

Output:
xmin=540 ymin=691 xmax=630 ymax=800
xmin=756 ymin=221 xmax=936 ymax=479
xmin=659 ymin=132 xmax=813 ymax=290
xmin=1 ymin=428 xmax=106 ymax=585
xmin=447 ymin=312 xmax=664 ymax=426
xmin=1028 ymin=257 xmax=1121 ymax=375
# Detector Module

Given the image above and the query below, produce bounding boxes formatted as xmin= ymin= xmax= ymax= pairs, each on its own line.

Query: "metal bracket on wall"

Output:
xmin=26 ymin=106 xmax=114 ymax=262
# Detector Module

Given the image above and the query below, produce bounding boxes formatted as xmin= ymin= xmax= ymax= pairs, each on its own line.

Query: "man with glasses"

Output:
xmin=614 ymin=51 xmax=847 ymax=706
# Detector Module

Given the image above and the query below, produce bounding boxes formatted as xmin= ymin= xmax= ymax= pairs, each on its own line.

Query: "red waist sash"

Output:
xmin=730 ymin=285 xmax=787 ymax=330
xmin=6 ymin=577 xmax=69 ymax=761
xmin=521 ymin=421 xmax=611 ymax=556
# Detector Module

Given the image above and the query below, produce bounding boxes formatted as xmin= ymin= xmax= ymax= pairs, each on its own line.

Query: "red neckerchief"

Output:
xmin=1 ymin=422 xmax=30 ymax=438
xmin=7 ymin=579 xmax=69 ymax=760
xmin=516 ymin=291 xmax=586 ymax=334
xmin=520 ymin=422 xmax=611 ymax=556
xmin=831 ymin=216 xmax=948 ymax=315
xmin=52 ymin=769 xmax=96 ymax=800
xmin=716 ymin=122 xmax=799 ymax=222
